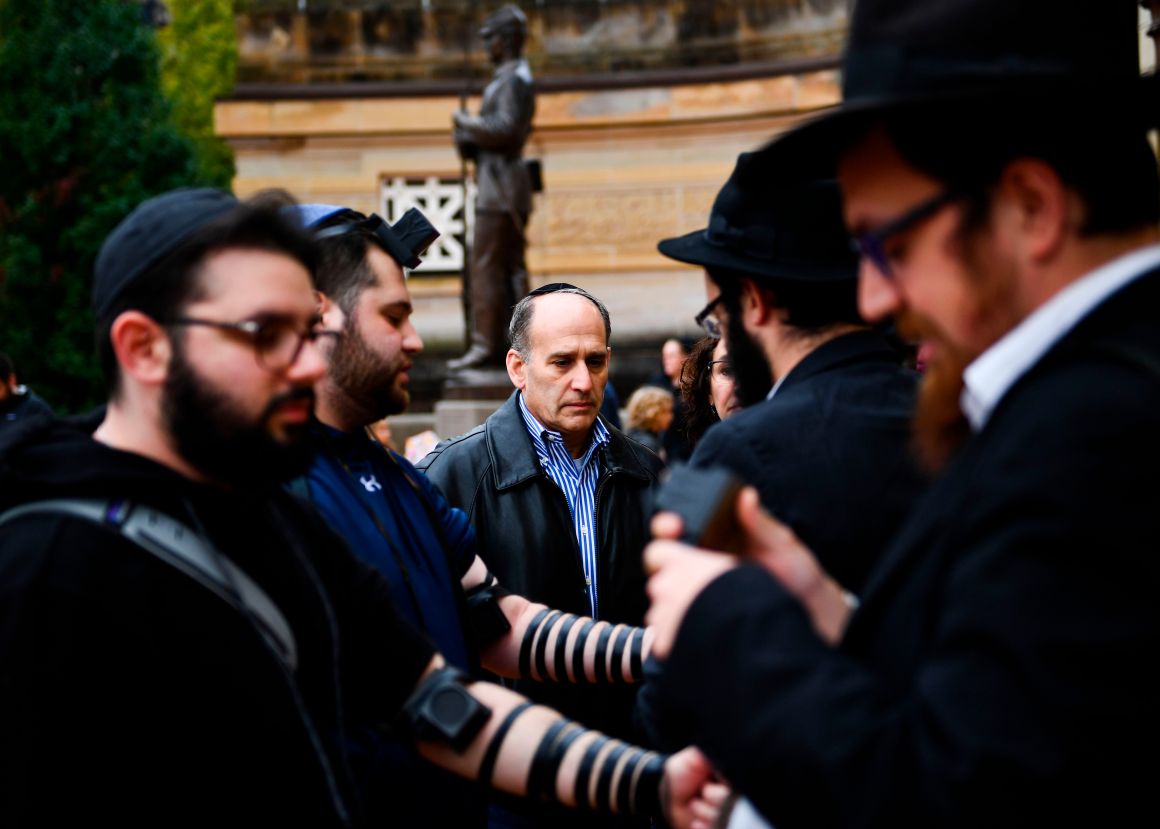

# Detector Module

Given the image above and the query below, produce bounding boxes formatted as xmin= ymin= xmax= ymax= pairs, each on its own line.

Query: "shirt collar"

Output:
xmin=961 ymin=242 xmax=1160 ymax=431
xmin=517 ymin=392 xmax=609 ymax=462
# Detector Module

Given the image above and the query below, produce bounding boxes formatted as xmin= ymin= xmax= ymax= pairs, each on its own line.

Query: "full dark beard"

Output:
xmin=327 ymin=319 xmax=408 ymax=422
xmin=723 ymin=296 xmax=773 ymax=407
xmin=162 ymin=346 xmax=316 ymax=489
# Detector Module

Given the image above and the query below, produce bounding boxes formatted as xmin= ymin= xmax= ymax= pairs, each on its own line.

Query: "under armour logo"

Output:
xmin=360 ymin=474 xmax=382 ymax=492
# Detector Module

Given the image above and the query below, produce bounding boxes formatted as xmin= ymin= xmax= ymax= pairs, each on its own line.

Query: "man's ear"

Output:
xmin=739 ymin=277 xmax=773 ymax=326
xmin=996 ymin=158 xmax=1071 ymax=266
xmin=109 ymin=311 xmax=171 ymax=388
xmin=317 ymin=290 xmax=345 ymax=331
xmin=506 ymin=348 xmax=527 ymax=391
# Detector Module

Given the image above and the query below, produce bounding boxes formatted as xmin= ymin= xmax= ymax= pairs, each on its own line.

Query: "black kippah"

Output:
xmin=93 ymin=188 xmax=239 ymax=318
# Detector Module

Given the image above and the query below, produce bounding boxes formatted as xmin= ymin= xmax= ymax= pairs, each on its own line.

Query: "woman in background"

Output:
xmin=625 ymin=385 xmax=675 ymax=462
xmin=680 ymin=336 xmax=739 ymax=446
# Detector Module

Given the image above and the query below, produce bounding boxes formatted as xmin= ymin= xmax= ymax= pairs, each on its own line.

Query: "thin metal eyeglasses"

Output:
xmin=851 ymin=188 xmax=958 ymax=280
xmin=708 ymin=358 xmax=733 ymax=380
xmin=694 ymin=295 xmax=725 ymax=339
xmin=169 ymin=317 xmax=341 ymax=372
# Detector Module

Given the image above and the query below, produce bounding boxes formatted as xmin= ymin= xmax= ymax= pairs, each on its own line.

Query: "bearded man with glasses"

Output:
xmin=644 ymin=1 xmax=1160 ymax=826
xmin=0 ymin=189 xmax=719 ymax=826
xmin=657 ymin=160 xmax=928 ymax=597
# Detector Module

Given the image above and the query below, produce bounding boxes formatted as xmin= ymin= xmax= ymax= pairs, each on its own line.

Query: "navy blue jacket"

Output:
xmin=300 ymin=425 xmax=484 ymax=828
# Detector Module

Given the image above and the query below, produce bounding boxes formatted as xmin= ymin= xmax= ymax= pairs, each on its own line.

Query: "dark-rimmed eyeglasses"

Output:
xmin=851 ymin=189 xmax=958 ymax=280
xmin=694 ymin=295 xmax=725 ymax=339
xmin=169 ymin=317 xmax=341 ymax=372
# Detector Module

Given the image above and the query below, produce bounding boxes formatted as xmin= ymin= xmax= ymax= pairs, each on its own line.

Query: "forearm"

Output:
xmin=493 ymin=598 xmax=653 ymax=683
xmin=410 ymin=659 xmax=666 ymax=815
xmin=463 ymin=558 xmax=653 ymax=682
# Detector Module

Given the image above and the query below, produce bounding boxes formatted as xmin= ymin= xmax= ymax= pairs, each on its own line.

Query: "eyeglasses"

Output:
xmin=170 ymin=317 xmax=341 ymax=372
xmin=708 ymin=359 xmax=733 ymax=380
xmin=851 ymin=189 xmax=958 ymax=280
xmin=694 ymin=295 xmax=725 ymax=339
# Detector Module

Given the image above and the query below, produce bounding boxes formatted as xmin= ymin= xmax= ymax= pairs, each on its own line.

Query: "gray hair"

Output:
xmin=509 ymin=287 xmax=612 ymax=359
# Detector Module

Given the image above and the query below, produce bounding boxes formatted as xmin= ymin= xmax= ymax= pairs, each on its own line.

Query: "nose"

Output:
xmin=288 ymin=335 xmax=329 ymax=384
xmin=402 ymin=318 xmax=423 ymax=355
xmin=857 ymin=258 xmax=902 ymax=324
xmin=570 ymin=363 xmax=594 ymax=393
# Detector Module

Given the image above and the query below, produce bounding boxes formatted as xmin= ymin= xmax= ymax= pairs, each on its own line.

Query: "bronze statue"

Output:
xmin=449 ymin=4 xmax=536 ymax=371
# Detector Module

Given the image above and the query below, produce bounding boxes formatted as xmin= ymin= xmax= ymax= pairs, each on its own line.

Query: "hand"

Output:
xmin=732 ymin=487 xmax=822 ymax=601
xmin=649 ymin=487 xmax=850 ymax=648
xmin=452 ymin=110 xmax=468 ymax=128
xmin=733 ymin=487 xmax=851 ymax=644
xmin=645 ymin=514 xmax=739 ymax=660
xmin=662 ymin=747 xmax=731 ymax=829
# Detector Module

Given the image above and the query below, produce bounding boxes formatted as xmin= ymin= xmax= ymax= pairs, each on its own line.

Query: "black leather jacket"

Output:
xmin=416 ymin=391 xmax=663 ymax=738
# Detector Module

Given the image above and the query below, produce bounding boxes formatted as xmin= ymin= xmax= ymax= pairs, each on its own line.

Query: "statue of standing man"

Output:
xmin=449 ymin=4 xmax=536 ymax=371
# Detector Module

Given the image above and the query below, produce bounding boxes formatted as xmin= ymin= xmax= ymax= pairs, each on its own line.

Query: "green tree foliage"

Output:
xmin=158 ymin=0 xmax=237 ymax=189
xmin=0 ymin=0 xmax=218 ymax=412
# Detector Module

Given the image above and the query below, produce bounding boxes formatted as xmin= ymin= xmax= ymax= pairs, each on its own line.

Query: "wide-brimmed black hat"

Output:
xmin=657 ymin=150 xmax=857 ymax=283
xmin=766 ymin=0 xmax=1153 ymax=176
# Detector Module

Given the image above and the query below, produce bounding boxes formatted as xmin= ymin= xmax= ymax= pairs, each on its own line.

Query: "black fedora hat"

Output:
xmin=657 ymin=151 xmax=857 ymax=282
xmin=766 ymin=0 xmax=1152 ymax=176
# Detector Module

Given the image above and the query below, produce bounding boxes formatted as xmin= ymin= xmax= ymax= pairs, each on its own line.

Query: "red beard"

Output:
xmin=897 ymin=310 xmax=973 ymax=474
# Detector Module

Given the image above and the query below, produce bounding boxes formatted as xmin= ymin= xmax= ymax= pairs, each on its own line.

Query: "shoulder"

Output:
xmin=607 ymin=424 xmax=665 ymax=480
xmin=993 ymin=343 xmax=1160 ymax=455
xmin=414 ymin=423 xmax=487 ymax=473
xmin=0 ymin=507 xmax=114 ymax=573
xmin=698 ymin=400 xmax=777 ymax=447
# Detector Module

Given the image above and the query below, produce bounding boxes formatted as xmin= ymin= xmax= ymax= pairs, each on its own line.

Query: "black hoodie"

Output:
xmin=0 ymin=413 xmax=433 ymax=827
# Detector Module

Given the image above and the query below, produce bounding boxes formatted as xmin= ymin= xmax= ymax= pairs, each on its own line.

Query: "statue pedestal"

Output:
xmin=434 ymin=368 xmax=512 ymax=439
xmin=442 ymin=368 xmax=512 ymax=401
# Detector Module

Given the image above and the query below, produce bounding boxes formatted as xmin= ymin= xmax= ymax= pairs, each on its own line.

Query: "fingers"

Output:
xmin=651 ymin=510 xmax=684 ymax=542
xmin=701 ymin=781 xmax=731 ymax=806
xmin=734 ymin=486 xmax=764 ymax=537
xmin=690 ymin=796 xmax=720 ymax=827
xmin=646 ymin=542 xmax=741 ymax=661
xmin=735 ymin=486 xmax=792 ymax=553
xmin=644 ymin=537 xmax=684 ymax=576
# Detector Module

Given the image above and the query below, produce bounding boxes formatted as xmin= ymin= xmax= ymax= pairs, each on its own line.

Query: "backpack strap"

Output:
xmin=0 ymin=498 xmax=298 ymax=671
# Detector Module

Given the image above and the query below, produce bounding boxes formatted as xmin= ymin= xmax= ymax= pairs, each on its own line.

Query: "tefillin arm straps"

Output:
xmin=517 ymin=607 xmax=648 ymax=684
xmin=473 ymin=705 xmax=667 ymax=817
xmin=400 ymin=665 xmax=666 ymax=817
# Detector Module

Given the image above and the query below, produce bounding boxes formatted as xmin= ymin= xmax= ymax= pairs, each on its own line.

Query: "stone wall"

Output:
xmin=217 ymin=66 xmax=839 ymax=353
xmin=235 ymin=0 xmax=848 ymax=83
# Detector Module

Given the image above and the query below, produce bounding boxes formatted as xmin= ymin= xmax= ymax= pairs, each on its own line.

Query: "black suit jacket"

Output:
xmin=690 ymin=329 xmax=926 ymax=593
xmin=654 ymin=266 xmax=1160 ymax=827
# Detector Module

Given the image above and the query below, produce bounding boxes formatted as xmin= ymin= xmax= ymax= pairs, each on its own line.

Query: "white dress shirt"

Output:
xmin=961 ymin=242 xmax=1160 ymax=431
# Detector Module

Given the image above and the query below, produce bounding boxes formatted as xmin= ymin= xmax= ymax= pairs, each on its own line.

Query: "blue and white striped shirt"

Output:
xmin=518 ymin=392 xmax=610 ymax=618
